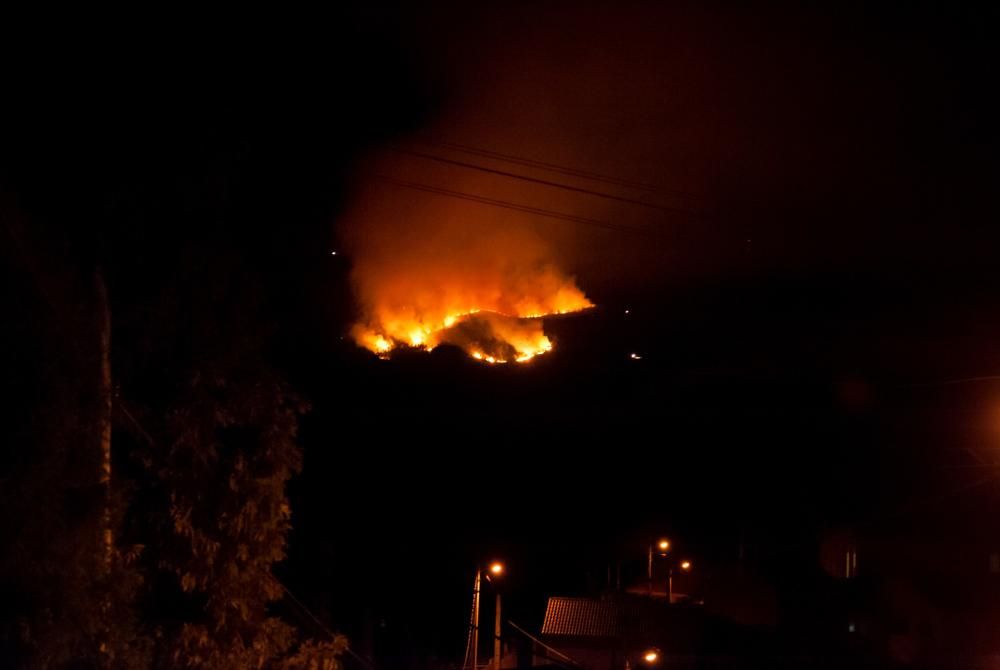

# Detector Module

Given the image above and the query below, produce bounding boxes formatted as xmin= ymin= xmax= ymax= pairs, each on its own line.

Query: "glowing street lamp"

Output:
xmin=647 ymin=538 xmax=671 ymax=594
xmin=642 ymin=649 xmax=660 ymax=664
xmin=480 ymin=561 xmax=505 ymax=670
xmin=468 ymin=561 xmax=506 ymax=670
xmin=645 ymin=536 xmax=695 ymax=603
xmin=669 ymin=559 xmax=693 ymax=603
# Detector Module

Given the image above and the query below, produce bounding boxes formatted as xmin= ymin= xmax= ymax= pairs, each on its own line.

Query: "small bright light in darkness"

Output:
xmin=630 ymin=353 xmax=642 ymax=360
xmin=680 ymin=560 xmax=692 ymax=571
xmin=643 ymin=650 xmax=658 ymax=663
xmin=658 ymin=539 xmax=670 ymax=551
xmin=330 ymin=251 xmax=338 ymax=256
xmin=489 ymin=561 xmax=504 ymax=576
xmin=625 ymin=309 xmax=630 ymax=315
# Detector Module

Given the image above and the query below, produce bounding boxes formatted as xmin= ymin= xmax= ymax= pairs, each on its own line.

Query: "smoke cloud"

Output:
xmin=340 ymin=153 xmax=593 ymax=362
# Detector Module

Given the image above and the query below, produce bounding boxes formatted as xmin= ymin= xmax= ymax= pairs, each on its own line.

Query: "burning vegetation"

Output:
xmin=342 ymin=152 xmax=595 ymax=364
xmin=351 ymin=270 xmax=592 ymax=363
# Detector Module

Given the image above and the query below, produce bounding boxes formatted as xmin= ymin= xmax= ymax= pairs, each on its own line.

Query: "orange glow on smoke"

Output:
xmin=343 ymin=175 xmax=594 ymax=364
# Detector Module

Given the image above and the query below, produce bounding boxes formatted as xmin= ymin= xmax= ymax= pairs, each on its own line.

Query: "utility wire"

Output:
xmin=372 ymin=174 xmax=661 ymax=237
xmin=413 ymin=138 xmax=706 ymax=201
xmin=856 ymin=469 xmax=1000 ymax=529
xmin=277 ymin=579 xmax=379 ymax=670
xmin=109 ymin=400 xmax=378 ymax=670
xmin=392 ymin=147 xmax=704 ymax=218
xmin=506 ymin=621 xmax=582 ymax=669
xmin=117 ymin=398 xmax=155 ymax=447
xmin=907 ymin=375 xmax=1000 ymax=388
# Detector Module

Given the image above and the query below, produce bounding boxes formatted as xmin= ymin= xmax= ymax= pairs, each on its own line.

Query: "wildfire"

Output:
xmin=351 ymin=279 xmax=592 ymax=364
xmin=342 ymin=170 xmax=594 ymax=364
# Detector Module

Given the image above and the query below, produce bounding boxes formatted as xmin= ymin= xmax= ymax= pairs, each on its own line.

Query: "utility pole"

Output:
xmin=648 ymin=539 xmax=670 ymax=596
xmin=96 ymin=269 xmax=112 ymax=569
xmin=493 ymin=591 xmax=502 ymax=670
xmin=669 ymin=560 xmax=692 ymax=604
xmin=647 ymin=544 xmax=653 ymax=595
xmin=471 ymin=569 xmax=481 ymax=670
xmin=471 ymin=561 xmax=504 ymax=670
xmin=95 ymin=268 xmax=113 ymax=668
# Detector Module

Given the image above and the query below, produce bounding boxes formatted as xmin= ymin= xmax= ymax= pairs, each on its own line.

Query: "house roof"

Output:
xmin=542 ymin=595 xmax=701 ymax=642
xmin=541 ymin=597 xmax=621 ymax=638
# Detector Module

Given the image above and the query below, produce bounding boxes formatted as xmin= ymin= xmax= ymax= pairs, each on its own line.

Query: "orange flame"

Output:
xmin=343 ymin=172 xmax=593 ymax=363
xmin=352 ymin=285 xmax=591 ymax=363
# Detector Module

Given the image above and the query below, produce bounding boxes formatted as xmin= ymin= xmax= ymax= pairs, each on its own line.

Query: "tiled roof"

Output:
xmin=541 ymin=598 xmax=621 ymax=638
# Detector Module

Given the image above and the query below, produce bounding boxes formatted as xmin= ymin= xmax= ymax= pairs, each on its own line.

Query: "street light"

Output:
xmin=488 ymin=561 xmax=505 ymax=670
xmin=647 ymin=538 xmax=671 ymax=593
xmin=669 ymin=559 xmax=692 ymax=603
xmin=642 ymin=649 xmax=660 ymax=664
xmin=467 ymin=561 xmax=506 ymax=670
xmin=468 ymin=569 xmax=482 ymax=670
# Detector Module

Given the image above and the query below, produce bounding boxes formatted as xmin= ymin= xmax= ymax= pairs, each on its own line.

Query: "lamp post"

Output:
xmin=467 ymin=561 xmax=505 ymax=670
xmin=647 ymin=539 xmax=670 ymax=594
xmin=488 ymin=561 xmax=504 ymax=670
xmin=668 ymin=559 xmax=692 ymax=604
xmin=470 ymin=570 xmax=481 ymax=670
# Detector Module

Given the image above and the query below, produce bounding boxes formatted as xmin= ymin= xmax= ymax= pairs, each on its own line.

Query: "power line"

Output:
xmin=857 ymin=469 xmax=1000 ymax=530
xmin=506 ymin=621 xmax=582 ymax=669
xmin=391 ymin=147 xmax=704 ymax=218
xmin=277 ymin=579 xmax=379 ymax=670
xmin=908 ymin=375 xmax=1000 ymax=388
xmin=371 ymin=174 xmax=663 ymax=237
xmin=112 ymin=401 xmax=379 ymax=670
xmin=413 ymin=138 xmax=707 ymax=201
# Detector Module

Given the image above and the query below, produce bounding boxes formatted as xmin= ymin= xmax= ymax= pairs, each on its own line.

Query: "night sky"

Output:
xmin=3 ymin=2 xmax=999 ymax=666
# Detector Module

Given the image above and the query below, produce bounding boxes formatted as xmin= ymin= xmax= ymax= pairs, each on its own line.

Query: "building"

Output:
xmin=538 ymin=595 xmax=707 ymax=670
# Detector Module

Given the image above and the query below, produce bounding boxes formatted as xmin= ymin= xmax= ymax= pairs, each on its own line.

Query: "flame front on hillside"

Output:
xmin=342 ymin=164 xmax=594 ymax=364
xmin=351 ymin=269 xmax=592 ymax=363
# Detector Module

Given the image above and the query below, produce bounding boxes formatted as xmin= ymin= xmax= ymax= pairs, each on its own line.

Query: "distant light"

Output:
xmin=680 ymin=560 xmax=692 ymax=571
xmin=848 ymin=622 xmax=856 ymax=633
xmin=643 ymin=650 xmax=658 ymax=663
xmin=330 ymin=251 xmax=338 ymax=256
xmin=625 ymin=309 xmax=630 ymax=315
xmin=630 ymin=353 xmax=642 ymax=360
xmin=489 ymin=561 xmax=504 ymax=576
xmin=658 ymin=539 xmax=670 ymax=552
